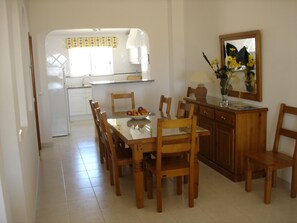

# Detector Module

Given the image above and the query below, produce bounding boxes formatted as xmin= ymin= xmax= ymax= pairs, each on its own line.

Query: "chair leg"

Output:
xmin=245 ymin=157 xmax=252 ymax=192
xmin=156 ymin=176 xmax=162 ymax=212
xmin=177 ymin=176 xmax=182 ymax=195
xmin=264 ymin=168 xmax=273 ymax=204
xmin=194 ymin=160 xmax=199 ymax=198
xmin=98 ymin=140 xmax=104 ymax=164
xmin=108 ymin=156 xmax=114 ymax=186
xmin=188 ymin=172 xmax=194 ymax=208
xmin=272 ymin=170 xmax=277 ymax=187
xmin=114 ymin=164 xmax=121 ymax=196
xmin=146 ymin=170 xmax=153 ymax=199
xmin=183 ymin=176 xmax=188 ymax=184
xmin=291 ymin=165 xmax=297 ymax=198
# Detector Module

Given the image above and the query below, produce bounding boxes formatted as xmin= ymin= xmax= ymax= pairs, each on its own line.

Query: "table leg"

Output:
xmin=132 ymin=144 xmax=144 ymax=208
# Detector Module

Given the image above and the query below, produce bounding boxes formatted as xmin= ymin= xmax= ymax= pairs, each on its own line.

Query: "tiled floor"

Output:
xmin=36 ymin=119 xmax=297 ymax=223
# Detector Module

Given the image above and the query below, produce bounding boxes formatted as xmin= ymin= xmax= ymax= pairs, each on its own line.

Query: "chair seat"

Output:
xmin=246 ymin=151 xmax=294 ymax=169
xmin=116 ymin=148 xmax=132 ymax=164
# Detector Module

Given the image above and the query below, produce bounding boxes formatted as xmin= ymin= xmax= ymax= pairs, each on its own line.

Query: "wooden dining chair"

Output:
xmin=144 ymin=115 xmax=197 ymax=212
xmin=245 ymin=103 xmax=297 ymax=204
xmin=111 ymin=92 xmax=135 ymax=113
xmin=98 ymin=110 xmax=133 ymax=196
xmin=186 ymin=86 xmax=198 ymax=98
xmin=159 ymin=95 xmax=172 ymax=115
xmin=89 ymin=99 xmax=105 ymax=165
xmin=176 ymin=100 xmax=195 ymax=119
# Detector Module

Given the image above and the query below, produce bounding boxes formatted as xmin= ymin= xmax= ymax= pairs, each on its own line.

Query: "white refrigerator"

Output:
xmin=48 ymin=67 xmax=70 ymax=136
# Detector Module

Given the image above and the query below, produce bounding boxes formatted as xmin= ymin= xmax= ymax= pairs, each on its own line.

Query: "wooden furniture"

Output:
xmin=187 ymin=87 xmax=197 ymax=97
xmin=106 ymin=112 xmax=209 ymax=208
xmin=89 ymin=100 xmax=105 ymax=165
xmin=184 ymin=96 xmax=268 ymax=181
xmin=145 ymin=116 xmax=197 ymax=212
xmin=159 ymin=95 xmax=172 ymax=114
xmin=219 ymin=30 xmax=262 ymax=102
xmin=111 ymin=92 xmax=135 ymax=113
xmin=245 ymin=103 xmax=297 ymax=204
xmin=176 ymin=101 xmax=194 ymax=118
xmin=98 ymin=110 xmax=133 ymax=196
xmin=187 ymin=86 xmax=206 ymax=99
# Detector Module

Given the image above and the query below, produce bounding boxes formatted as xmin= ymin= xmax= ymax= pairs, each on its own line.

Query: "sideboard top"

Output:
xmin=184 ymin=96 xmax=268 ymax=113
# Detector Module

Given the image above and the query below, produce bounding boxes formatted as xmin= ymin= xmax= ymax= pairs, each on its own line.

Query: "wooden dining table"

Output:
xmin=106 ymin=110 xmax=209 ymax=208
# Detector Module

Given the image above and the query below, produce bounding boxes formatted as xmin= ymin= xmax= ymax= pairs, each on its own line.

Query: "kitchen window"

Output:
xmin=68 ymin=46 xmax=114 ymax=77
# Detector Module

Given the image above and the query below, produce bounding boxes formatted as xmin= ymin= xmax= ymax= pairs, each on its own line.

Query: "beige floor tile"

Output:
xmin=35 ymin=119 xmax=297 ymax=223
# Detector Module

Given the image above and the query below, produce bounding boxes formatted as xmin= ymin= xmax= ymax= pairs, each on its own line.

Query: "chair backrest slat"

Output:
xmin=111 ymin=92 xmax=135 ymax=113
xmin=176 ymin=101 xmax=194 ymax=119
xmin=159 ymin=95 xmax=172 ymax=115
xmin=273 ymin=103 xmax=297 ymax=156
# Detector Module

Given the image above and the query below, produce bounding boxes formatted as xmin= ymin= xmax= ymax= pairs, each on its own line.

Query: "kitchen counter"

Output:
xmin=67 ymin=84 xmax=92 ymax=89
xmin=90 ymin=79 xmax=154 ymax=85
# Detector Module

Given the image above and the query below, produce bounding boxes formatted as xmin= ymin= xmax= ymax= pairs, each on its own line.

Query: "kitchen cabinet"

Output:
xmin=68 ymin=87 xmax=92 ymax=120
xmin=185 ymin=96 xmax=268 ymax=181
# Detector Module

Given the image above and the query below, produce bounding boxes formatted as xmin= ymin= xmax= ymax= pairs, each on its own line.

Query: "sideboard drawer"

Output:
xmin=215 ymin=110 xmax=235 ymax=126
xmin=199 ymin=106 xmax=214 ymax=119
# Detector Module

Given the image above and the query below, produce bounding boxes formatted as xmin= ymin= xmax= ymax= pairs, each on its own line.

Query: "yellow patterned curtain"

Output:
xmin=65 ymin=37 xmax=118 ymax=48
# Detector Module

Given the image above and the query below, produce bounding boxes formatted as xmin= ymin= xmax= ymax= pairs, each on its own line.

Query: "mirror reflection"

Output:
xmin=220 ymin=30 xmax=262 ymax=101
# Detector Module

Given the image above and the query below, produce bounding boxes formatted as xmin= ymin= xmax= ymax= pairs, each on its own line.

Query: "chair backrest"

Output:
xmin=94 ymin=105 xmax=104 ymax=136
xmin=156 ymin=116 xmax=197 ymax=173
xmin=273 ymin=104 xmax=297 ymax=161
xmin=89 ymin=99 xmax=98 ymax=122
xmin=186 ymin=87 xmax=198 ymax=98
xmin=89 ymin=99 xmax=100 ymax=131
xmin=176 ymin=101 xmax=195 ymax=119
xmin=98 ymin=110 xmax=117 ymax=160
xmin=159 ymin=95 xmax=172 ymax=114
xmin=111 ymin=92 xmax=135 ymax=113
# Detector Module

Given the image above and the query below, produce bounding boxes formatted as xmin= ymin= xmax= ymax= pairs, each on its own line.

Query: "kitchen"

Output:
xmin=46 ymin=28 xmax=151 ymax=136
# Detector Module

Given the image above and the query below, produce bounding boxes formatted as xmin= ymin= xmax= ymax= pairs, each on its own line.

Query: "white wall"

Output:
xmin=28 ymin=0 xmax=297 ymax=182
xmin=0 ymin=0 xmax=39 ymax=222
xmin=184 ymin=0 xmax=297 ymax=181
xmin=29 ymin=0 xmax=172 ymax=145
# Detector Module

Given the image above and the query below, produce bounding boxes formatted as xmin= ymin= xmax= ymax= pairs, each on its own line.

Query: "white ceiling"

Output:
xmin=49 ymin=28 xmax=131 ymax=37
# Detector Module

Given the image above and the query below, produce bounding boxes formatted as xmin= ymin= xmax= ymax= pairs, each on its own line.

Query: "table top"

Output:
xmin=106 ymin=110 xmax=209 ymax=142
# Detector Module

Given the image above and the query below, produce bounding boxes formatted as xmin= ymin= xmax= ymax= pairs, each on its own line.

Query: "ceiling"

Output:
xmin=49 ymin=28 xmax=131 ymax=37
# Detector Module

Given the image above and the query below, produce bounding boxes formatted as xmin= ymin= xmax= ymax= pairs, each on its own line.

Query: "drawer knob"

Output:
xmin=221 ymin=116 xmax=226 ymax=120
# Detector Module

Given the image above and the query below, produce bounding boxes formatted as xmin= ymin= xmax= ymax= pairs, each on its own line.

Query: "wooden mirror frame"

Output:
xmin=219 ymin=30 xmax=262 ymax=101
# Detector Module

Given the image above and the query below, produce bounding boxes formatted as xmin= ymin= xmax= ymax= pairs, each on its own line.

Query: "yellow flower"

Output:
xmin=227 ymin=56 xmax=240 ymax=69
xmin=246 ymin=54 xmax=255 ymax=67
xmin=210 ymin=59 xmax=219 ymax=68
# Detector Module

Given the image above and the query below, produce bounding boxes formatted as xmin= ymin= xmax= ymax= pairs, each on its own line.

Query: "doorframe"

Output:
xmin=28 ymin=33 xmax=42 ymax=153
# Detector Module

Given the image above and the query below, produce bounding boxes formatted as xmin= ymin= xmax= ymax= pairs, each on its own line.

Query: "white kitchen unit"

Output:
xmin=67 ymin=87 xmax=92 ymax=121
xmin=48 ymin=67 xmax=70 ymax=137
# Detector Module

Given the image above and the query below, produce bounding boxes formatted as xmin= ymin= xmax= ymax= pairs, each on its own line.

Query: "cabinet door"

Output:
xmin=199 ymin=116 xmax=215 ymax=161
xmin=84 ymin=94 xmax=92 ymax=115
xmin=68 ymin=94 xmax=86 ymax=116
xmin=68 ymin=88 xmax=92 ymax=116
xmin=215 ymin=122 xmax=234 ymax=172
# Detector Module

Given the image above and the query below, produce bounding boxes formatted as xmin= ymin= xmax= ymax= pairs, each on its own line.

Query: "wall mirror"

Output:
xmin=219 ymin=30 xmax=262 ymax=101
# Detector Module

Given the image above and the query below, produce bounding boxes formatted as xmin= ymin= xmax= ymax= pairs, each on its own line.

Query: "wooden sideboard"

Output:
xmin=184 ymin=96 xmax=268 ymax=182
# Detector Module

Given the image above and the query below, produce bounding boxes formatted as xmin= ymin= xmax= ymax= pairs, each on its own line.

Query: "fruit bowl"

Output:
xmin=126 ymin=107 xmax=150 ymax=119
xmin=130 ymin=114 xmax=150 ymax=120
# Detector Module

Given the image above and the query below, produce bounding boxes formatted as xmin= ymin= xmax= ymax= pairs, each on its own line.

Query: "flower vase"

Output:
xmin=220 ymin=78 xmax=229 ymax=107
xmin=221 ymin=94 xmax=229 ymax=107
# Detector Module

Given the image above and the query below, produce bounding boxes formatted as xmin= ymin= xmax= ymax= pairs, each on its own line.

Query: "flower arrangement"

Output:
xmin=202 ymin=43 xmax=256 ymax=97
